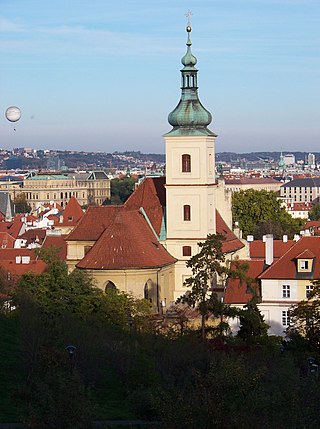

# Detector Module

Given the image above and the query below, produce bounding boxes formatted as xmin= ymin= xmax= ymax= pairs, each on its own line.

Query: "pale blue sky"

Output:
xmin=1 ymin=0 xmax=319 ymax=154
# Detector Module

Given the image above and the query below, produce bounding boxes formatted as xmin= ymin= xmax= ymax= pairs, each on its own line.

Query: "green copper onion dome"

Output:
xmin=164 ymin=25 xmax=216 ymax=137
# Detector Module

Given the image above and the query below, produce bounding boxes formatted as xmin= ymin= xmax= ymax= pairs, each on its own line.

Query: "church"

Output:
xmin=66 ymin=23 xmax=245 ymax=311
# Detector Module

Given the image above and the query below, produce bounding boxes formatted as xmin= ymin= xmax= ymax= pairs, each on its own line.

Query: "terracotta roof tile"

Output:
xmin=0 ymin=259 xmax=47 ymax=276
xmin=77 ymin=209 xmax=176 ymax=270
xmin=124 ymin=177 xmax=165 ymax=236
xmin=249 ymin=240 xmax=294 ymax=259
xmin=295 ymin=249 xmax=315 ymax=259
xmin=225 ymin=260 xmax=264 ymax=304
xmin=259 ymin=236 xmax=320 ymax=279
xmin=0 ymin=248 xmax=36 ymax=261
xmin=0 ymin=232 xmax=15 ymax=248
xmin=215 ymin=211 xmax=244 ymax=253
xmin=66 ymin=206 xmax=123 ymax=241
xmin=60 ymin=196 xmax=84 ymax=226
xmin=42 ymin=235 xmax=67 ymax=261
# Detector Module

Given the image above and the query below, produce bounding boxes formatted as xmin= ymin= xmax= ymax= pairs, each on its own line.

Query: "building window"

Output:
xmin=105 ymin=281 xmax=116 ymax=292
xmin=182 ymin=246 xmax=192 ymax=257
xmin=183 ymin=205 xmax=191 ymax=221
xmin=282 ymin=310 xmax=290 ymax=326
xmin=282 ymin=285 xmax=290 ymax=298
xmin=300 ymin=260 xmax=309 ymax=270
xmin=182 ymin=154 xmax=191 ymax=173
xmin=306 ymin=284 xmax=314 ymax=298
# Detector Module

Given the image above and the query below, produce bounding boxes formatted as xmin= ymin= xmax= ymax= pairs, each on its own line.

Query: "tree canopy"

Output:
xmin=177 ymin=234 xmax=237 ymax=339
xmin=232 ymin=189 xmax=304 ymax=239
xmin=104 ymin=177 xmax=137 ymax=205
xmin=309 ymin=203 xmax=320 ymax=221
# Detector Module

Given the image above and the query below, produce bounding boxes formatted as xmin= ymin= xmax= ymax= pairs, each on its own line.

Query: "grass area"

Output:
xmin=0 ymin=315 xmax=25 ymax=423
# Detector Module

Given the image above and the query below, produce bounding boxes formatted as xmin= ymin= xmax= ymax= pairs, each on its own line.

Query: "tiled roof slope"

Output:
xmin=42 ymin=235 xmax=67 ymax=260
xmin=66 ymin=206 xmax=123 ymax=241
xmin=77 ymin=209 xmax=176 ymax=270
xmin=0 ymin=216 xmax=23 ymax=239
xmin=0 ymin=259 xmax=47 ymax=276
xmin=0 ymin=232 xmax=15 ymax=248
xmin=60 ymin=196 xmax=84 ymax=226
xmin=124 ymin=177 xmax=166 ymax=237
xmin=225 ymin=260 xmax=264 ymax=304
xmin=281 ymin=177 xmax=320 ymax=188
xmin=259 ymin=236 xmax=320 ymax=280
xmin=215 ymin=211 xmax=244 ymax=254
xmin=249 ymin=240 xmax=294 ymax=259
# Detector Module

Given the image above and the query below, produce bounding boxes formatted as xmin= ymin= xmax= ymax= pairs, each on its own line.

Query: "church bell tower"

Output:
xmin=164 ymin=18 xmax=218 ymax=298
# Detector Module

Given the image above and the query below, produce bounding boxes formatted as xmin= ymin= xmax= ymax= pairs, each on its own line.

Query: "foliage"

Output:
xmin=232 ymin=189 xmax=303 ymax=238
xmin=177 ymin=234 xmax=235 ymax=340
xmin=288 ymin=280 xmax=320 ymax=352
xmin=13 ymin=192 xmax=31 ymax=214
xmin=237 ymin=298 xmax=269 ymax=344
xmin=104 ymin=176 xmax=138 ymax=205
xmin=308 ymin=203 xmax=320 ymax=221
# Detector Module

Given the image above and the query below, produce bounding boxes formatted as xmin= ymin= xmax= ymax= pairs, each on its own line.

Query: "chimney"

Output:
xmin=283 ymin=235 xmax=288 ymax=243
xmin=265 ymin=234 xmax=274 ymax=266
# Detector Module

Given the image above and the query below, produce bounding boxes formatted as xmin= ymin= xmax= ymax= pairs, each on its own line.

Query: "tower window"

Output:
xmin=182 ymin=154 xmax=191 ymax=173
xmin=182 ymin=246 xmax=192 ymax=257
xmin=183 ymin=205 xmax=191 ymax=221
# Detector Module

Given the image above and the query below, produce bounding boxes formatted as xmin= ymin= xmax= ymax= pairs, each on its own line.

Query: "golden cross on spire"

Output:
xmin=185 ymin=9 xmax=193 ymax=27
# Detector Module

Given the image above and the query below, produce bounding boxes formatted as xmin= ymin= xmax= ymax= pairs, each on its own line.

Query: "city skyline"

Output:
xmin=1 ymin=0 xmax=319 ymax=154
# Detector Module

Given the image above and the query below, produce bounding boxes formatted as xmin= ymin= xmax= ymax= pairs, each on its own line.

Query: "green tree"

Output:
xmin=13 ymin=192 xmax=31 ymax=214
xmin=232 ymin=189 xmax=303 ymax=238
xmin=104 ymin=177 xmax=137 ymax=205
xmin=237 ymin=298 xmax=269 ymax=344
xmin=308 ymin=203 xmax=320 ymax=221
xmin=177 ymin=234 xmax=232 ymax=340
xmin=288 ymin=280 xmax=320 ymax=352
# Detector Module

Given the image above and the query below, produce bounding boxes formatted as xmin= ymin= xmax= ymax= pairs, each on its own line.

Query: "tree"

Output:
xmin=177 ymin=234 xmax=233 ymax=340
xmin=232 ymin=189 xmax=303 ymax=238
xmin=288 ymin=280 xmax=320 ymax=352
xmin=105 ymin=177 xmax=137 ymax=205
xmin=309 ymin=203 xmax=320 ymax=221
xmin=237 ymin=298 xmax=269 ymax=344
xmin=14 ymin=192 xmax=31 ymax=214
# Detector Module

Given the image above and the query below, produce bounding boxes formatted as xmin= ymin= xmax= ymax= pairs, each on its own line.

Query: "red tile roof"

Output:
xmin=66 ymin=205 xmax=123 ymax=241
xmin=225 ymin=177 xmax=279 ymax=185
xmin=0 ymin=217 xmax=23 ymax=239
xmin=77 ymin=209 xmax=176 ymax=270
xmin=0 ymin=232 xmax=15 ymax=249
xmin=124 ymin=177 xmax=165 ymax=237
xmin=42 ymin=235 xmax=67 ymax=261
xmin=295 ymin=249 xmax=315 ymax=259
xmin=215 ymin=211 xmax=244 ymax=254
xmin=249 ymin=240 xmax=294 ymax=259
xmin=60 ymin=196 xmax=84 ymax=226
xmin=224 ymin=260 xmax=264 ymax=304
xmin=0 ymin=259 xmax=47 ymax=276
xmin=259 ymin=236 xmax=320 ymax=280
xmin=0 ymin=248 xmax=37 ymax=261
xmin=19 ymin=228 xmax=47 ymax=245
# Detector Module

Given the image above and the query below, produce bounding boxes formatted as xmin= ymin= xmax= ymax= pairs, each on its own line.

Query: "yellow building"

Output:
xmin=20 ymin=171 xmax=110 ymax=209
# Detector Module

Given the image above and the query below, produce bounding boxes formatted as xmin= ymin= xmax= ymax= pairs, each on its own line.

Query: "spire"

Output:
xmin=164 ymin=14 xmax=215 ymax=137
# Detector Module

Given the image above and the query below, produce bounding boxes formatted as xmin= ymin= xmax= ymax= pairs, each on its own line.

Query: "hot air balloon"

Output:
xmin=5 ymin=106 xmax=21 ymax=122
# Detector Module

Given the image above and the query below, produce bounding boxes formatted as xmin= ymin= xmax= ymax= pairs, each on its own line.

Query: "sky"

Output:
xmin=1 ymin=0 xmax=319 ymax=154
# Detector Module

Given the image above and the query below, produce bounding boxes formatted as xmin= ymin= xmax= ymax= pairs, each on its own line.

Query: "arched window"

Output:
xmin=105 ymin=281 xmax=116 ymax=292
xmin=182 ymin=154 xmax=191 ymax=173
xmin=182 ymin=246 xmax=192 ymax=257
xmin=183 ymin=205 xmax=191 ymax=221
xmin=144 ymin=279 xmax=153 ymax=304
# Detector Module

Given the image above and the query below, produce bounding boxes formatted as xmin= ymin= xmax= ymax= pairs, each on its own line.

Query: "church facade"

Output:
xmin=66 ymin=24 xmax=244 ymax=310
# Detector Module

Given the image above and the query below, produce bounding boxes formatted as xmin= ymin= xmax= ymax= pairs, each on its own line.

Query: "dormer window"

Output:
xmin=300 ymin=260 xmax=309 ymax=271
xmin=182 ymin=154 xmax=191 ymax=173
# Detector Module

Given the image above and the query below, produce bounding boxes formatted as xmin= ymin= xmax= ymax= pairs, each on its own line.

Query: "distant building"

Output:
xmin=283 ymin=154 xmax=295 ymax=166
xmin=46 ymin=155 xmax=66 ymax=171
xmin=224 ymin=177 xmax=281 ymax=194
xmin=21 ymin=171 xmax=110 ymax=209
xmin=280 ymin=177 xmax=320 ymax=203
xmin=307 ymin=153 xmax=316 ymax=169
